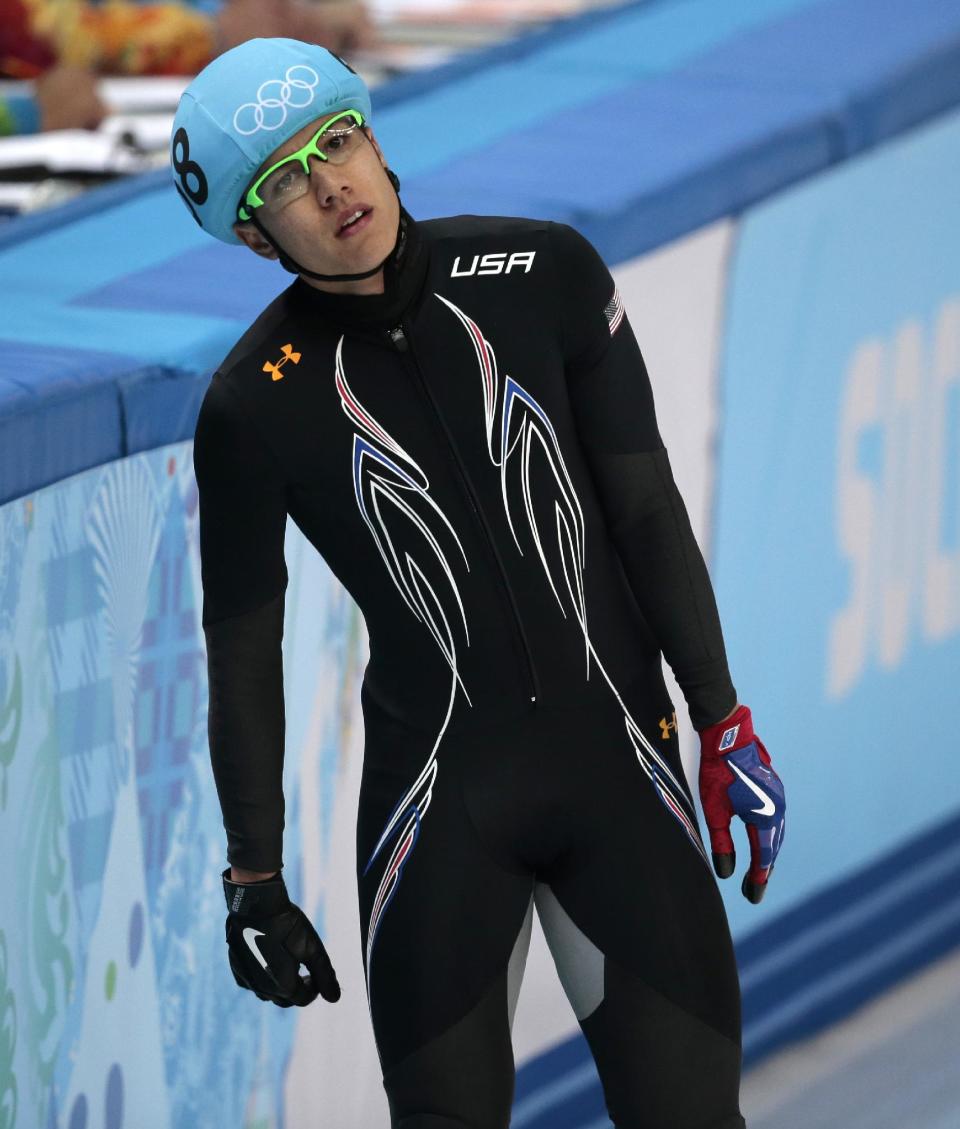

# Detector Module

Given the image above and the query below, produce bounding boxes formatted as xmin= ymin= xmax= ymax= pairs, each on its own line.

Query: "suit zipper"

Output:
xmin=388 ymin=322 xmax=539 ymax=705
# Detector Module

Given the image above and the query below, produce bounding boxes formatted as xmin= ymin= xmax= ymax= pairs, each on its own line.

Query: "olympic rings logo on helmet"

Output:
xmin=232 ymin=65 xmax=320 ymax=136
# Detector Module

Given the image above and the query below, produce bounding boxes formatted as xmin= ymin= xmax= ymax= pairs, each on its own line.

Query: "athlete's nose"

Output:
xmin=307 ymin=156 xmax=350 ymax=210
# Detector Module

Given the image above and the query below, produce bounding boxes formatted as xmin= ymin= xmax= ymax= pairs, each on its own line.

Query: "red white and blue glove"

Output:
xmin=698 ymin=705 xmax=785 ymax=904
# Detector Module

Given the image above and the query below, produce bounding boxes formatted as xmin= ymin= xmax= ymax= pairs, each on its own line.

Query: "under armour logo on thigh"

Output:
xmin=659 ymin=712 xmax=678 ymax=739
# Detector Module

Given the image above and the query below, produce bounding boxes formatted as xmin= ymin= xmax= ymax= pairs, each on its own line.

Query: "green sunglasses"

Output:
xmin=237 ymin=109 xmax=367 ymax=222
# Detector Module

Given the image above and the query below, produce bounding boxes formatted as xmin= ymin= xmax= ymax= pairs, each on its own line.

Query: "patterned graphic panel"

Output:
xmin=0 ymin=444 xmax=366 ymax=1129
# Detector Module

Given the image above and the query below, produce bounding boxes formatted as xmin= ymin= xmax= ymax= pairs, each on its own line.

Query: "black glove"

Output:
xmin=222 ymin=868 xmax=341 ymax=1007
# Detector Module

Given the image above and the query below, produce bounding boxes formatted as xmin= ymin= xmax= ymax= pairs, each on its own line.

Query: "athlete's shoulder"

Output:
xmin=543 ymin=223 xmax=621 ymax=367
xmin=419 ymin=213 xmax=554 ymax=244
xmin=542 ymin=221 xmax=611 ymax=283
xmin=215 ymin=281 xmax=301 ymax=385
xmin=418 ymin=213 xmax=600 ymax=255
xmin=419 ymin=214 xmax=574 ymax=283
xmin=419 ymin=214 xmax=607 ymax=282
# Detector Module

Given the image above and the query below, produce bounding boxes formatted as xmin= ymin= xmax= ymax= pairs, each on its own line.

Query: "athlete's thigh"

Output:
xmin=357 ymin=700 xmax=535 ymax=1128
xmin=538 ymin=692 xmax=745 ymax=1129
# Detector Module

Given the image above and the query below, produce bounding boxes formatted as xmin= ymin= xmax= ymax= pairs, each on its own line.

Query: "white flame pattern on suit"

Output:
xmin=334 ymin=336 xmax=473 ymax=982
xmin=435 ymin=293 xmax=708 ymax=864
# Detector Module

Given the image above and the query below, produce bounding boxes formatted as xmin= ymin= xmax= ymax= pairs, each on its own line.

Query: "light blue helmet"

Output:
xmin=170 ymin=38 xmax=373 ymax=244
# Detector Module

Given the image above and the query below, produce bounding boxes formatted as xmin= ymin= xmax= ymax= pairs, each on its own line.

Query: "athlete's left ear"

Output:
xmin=233 ymin=221 xmax=279 ymax=260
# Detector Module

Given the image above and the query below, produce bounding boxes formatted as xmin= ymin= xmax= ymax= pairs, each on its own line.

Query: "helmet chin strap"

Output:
xmin=249 ymin=168 xmax=404 ymax=284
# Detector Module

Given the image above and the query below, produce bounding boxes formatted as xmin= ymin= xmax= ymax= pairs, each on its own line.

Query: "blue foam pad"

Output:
xmin=74 ymin=241 xmax=285 ymax=321
xmin=2 ymin=0 xmax=960 ymax=503
xmin=403 ymin=70 xmax=839 ymax=258
xmin=0 ymin=343 xmax=131 ymax=501
xmin=679 ymin=0 xmax=960 ymax=154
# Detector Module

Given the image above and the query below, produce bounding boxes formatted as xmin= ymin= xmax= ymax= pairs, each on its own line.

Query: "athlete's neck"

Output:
xmin=287 ymin=207 xmax=427 ymax=332
xmin=300 ymin=268 xmax=385 ymax=296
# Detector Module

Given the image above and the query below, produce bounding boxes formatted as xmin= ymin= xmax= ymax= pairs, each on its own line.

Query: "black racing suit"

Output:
xmin=194 ymin=207 xmax=746 ymax=1129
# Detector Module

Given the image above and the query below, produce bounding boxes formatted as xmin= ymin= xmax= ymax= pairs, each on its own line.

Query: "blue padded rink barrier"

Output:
xmin=2 ymin=1 xmax=960 ymax=1127
xmin=3 ymin=0 xmax=960 ymax=505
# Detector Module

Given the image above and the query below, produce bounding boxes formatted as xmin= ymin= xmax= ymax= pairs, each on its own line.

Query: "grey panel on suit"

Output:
xmin=507 ymin=893 xmax=535 ymax=1030
xmin=534 ymin=882 xmax=605 ymax=1021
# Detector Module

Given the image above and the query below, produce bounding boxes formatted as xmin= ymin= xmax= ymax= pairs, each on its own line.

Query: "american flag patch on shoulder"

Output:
xmin=604 ymin=285 xmax=625 ymax=336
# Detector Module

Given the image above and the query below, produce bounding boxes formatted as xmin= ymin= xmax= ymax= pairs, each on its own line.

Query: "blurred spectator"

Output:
xmin=217 ymin=0 xmax=375 ymax=60
xmin=0 ymin=65 xmax=108 ymax=134
xmin=1 ymin=0 xmax=56 ymax=76
xmin=296 ymin=0 xmax=375 ymax=54
xmin=6 ymin=0 xmax=374 ymax=78
xmin=1 ymin=0 xmax=106 ymax=134
xmin=0 ymin=0 xmax=372 ymax=136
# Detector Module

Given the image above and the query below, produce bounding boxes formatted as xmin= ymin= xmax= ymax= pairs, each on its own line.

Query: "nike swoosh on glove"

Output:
xmin=222 ymin=868 xmax=341 ymax=1007
xmin=698 ymin=705 xmax=785 ymax=904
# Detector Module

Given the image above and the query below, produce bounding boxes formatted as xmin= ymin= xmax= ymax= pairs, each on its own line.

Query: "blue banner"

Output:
xmin=714 ymin=107 xmax=960 ymax=939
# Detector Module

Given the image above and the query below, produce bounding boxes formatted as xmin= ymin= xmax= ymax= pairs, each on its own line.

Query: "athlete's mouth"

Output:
xmin=336 ymin=206 xmax=374 ymax=238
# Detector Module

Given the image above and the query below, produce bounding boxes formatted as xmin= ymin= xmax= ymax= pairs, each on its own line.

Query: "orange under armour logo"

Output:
xmin=263 ymin=343 xmax=301 ymax=381
xmin=659 ymin=711 xmax=678 ymax=739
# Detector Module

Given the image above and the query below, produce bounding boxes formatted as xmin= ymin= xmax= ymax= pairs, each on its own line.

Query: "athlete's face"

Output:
xmin=233 ymin=111 xmax=400 ymax=295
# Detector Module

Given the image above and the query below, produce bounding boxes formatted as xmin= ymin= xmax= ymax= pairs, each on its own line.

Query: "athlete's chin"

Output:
xmin=287 ymin=215 xmax=392 ymax=278
xmin=324 ymin=237 xmax=392 ymax=277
